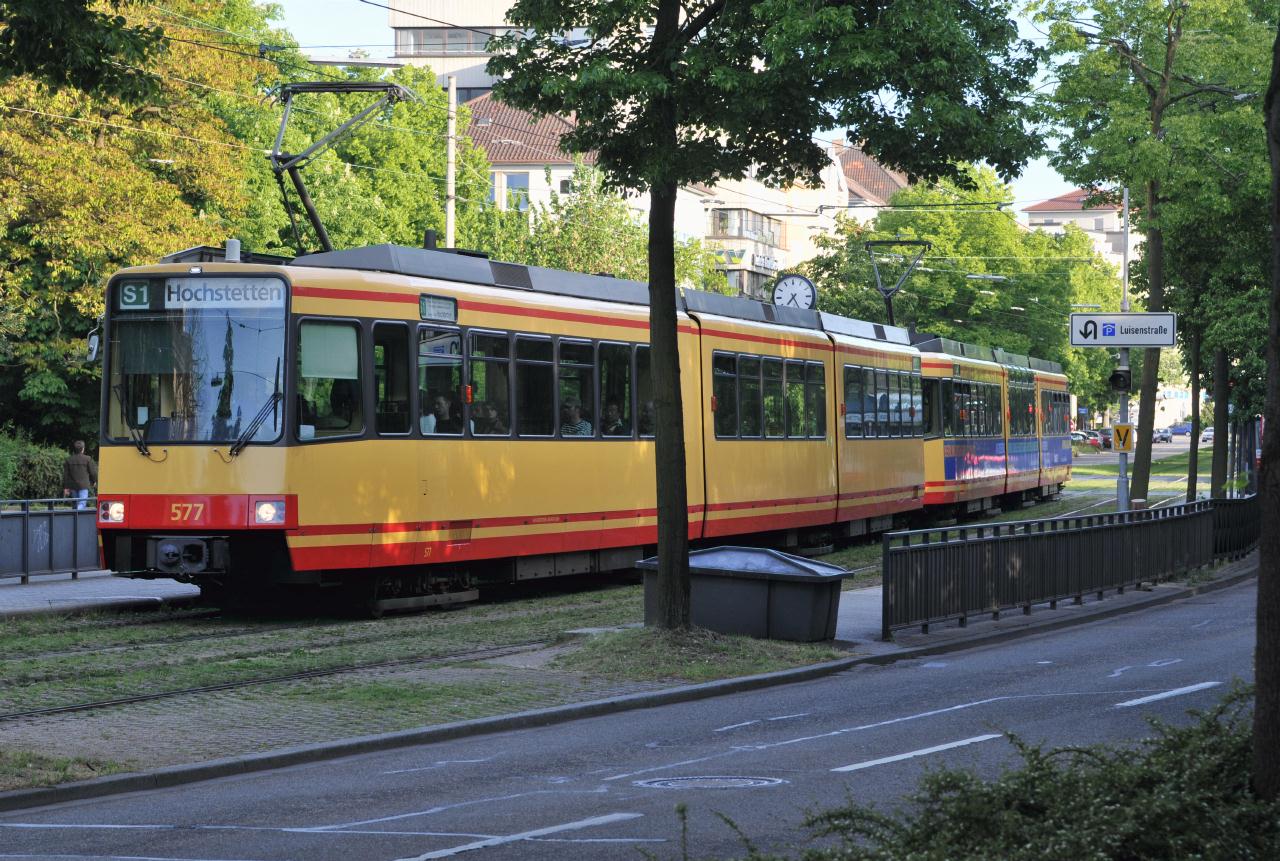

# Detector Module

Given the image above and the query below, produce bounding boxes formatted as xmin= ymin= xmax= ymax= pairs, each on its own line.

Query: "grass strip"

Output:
xmin=0 ymin=748 xmax=129 ymax=792
xmin=552 ymin=626 xmax=847 ymax=683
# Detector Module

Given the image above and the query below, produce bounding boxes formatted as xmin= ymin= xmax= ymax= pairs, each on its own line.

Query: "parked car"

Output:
xmin=1071 ymin=431 xmax=1091 ymax=447
xmin=1201 ymin=426 xmax=1216 ymax=443
xmin=1169 ymin=422 xmax=1193 ymax=436
xmin=1153 ymin=428 xmax=1173 ymax=443
xmin=1098 ymin=428 xmax=1113 ymax=449
xmin=1081 ymin=430 xmax=1103 ymax=449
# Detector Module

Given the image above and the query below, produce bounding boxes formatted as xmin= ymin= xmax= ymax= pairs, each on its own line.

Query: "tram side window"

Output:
xmin=870 ymin=368 xmax=890 ymax=437
xmin=739 ymin=356 xmax=763 ymax=437
xmin=844 ymin=366 xmax=864 ymax=438
xmin=912 ymin=374 xmax=923 ymax=437
xmin=470 ymin=331 xmax=511 ymax=436
xmin=941 ymin=379 xmax=954 ymax=437
xmin=516 ymin=336 xmax=555 ymax=436
xmin=713 ymin=352 xmax=738 ymax=438
xmin=373 ymin=323 xmax=411 ymax=435
xmin=863 ymin=368 xmax=877 ymax=437
xmin=805 ymin=362 xmax=826 ymax=438
xmin=419 ymin=326 xmax=463 ymax=435
xmin=599 ymin=343 xmax=633 ymax=437
xmin=785 ymin=360 xmax=806 ymax=438
xmin=955 ymin=381 xmax=971 ymax=437
xmin=763 ymin=358 xmax=785 ymax=437
xmin=636 ymin=345 xmax=654 ymax=436
xmin=297 ymin=321 xmax=363 ymax=440
xmin=923 ymin=378 xmax=941 ymax=438
xmin=893 ymin=373 xmax=906 ymax=437
xmin=558 ymin=340 xmax=595 ymax=437
xmin=989 ymin=383 xmax=1002 ymax=437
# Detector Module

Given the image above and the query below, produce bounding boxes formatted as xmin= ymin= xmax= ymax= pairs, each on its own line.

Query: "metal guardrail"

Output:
xmin=0 ymin=498 xmax=99 ymax=584
xmin=880 ymin=497 xmax=1256 ymax=640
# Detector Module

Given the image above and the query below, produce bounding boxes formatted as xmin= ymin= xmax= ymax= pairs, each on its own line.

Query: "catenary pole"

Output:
xmin=1118 ymin=187 xmax=1131 ymax=511
xmin=446 ymin=75 xmax=457 ymax=248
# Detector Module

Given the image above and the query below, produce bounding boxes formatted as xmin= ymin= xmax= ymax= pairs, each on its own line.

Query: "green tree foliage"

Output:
xmin=0 ymin=1 xmax=163 ymax=102
xmin=490 ymin=0 xmax=1043 ymax=628
xmin=801 ymin=168 xmax=1119 ymax=413
xmin=1031 ymin=0 xmax=1273 ymax=499
xmin=476 ymin=162 xmax=724 ymax=290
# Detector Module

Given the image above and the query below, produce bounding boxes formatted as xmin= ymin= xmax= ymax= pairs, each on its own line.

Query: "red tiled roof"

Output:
xmin=835 ymin=144 xmax=909 ymax=204
xmin=465 ymin=92 xmax=593 ymax=166
xmin=1023 ymin=188 xmax=1121 ymax=212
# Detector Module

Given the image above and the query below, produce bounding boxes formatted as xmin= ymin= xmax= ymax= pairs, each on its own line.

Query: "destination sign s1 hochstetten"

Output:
xmin=1070 ymin=312 xmax=1177 ymax=348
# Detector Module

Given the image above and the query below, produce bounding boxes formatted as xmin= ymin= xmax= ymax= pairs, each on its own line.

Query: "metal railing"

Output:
xmin=0 ymin=498 xmax=100 ymax=584
xmin=881 ymin=497 xmax=1256 ymax=639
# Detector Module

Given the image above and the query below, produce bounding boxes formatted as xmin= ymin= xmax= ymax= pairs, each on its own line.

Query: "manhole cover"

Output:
xmin=634 ymin=776 xmax=788 ymax=789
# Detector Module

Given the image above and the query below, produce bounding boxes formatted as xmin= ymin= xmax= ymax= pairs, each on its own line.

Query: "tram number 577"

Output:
xmin=169 ymin=502 xmax=206 ymax=521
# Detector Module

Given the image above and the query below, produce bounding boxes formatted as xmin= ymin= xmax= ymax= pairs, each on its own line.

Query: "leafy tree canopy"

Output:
xmin=0 ymin=1 xmax=163 ymax=102
xmin=800 ymin=166 xmax=1120 ymax=409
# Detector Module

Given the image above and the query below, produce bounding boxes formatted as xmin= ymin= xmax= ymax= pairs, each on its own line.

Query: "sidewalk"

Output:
xmin=0 ymin=554 xmax=1258 ymax=811
xmin=0 ymin=570 xmax=199 ymax=617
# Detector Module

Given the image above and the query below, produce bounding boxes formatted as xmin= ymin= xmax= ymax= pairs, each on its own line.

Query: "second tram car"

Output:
xmin=95 ymin=242 xmax=1071 ymax=610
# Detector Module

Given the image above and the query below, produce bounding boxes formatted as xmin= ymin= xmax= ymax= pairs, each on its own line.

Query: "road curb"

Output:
xmin=0 ymin=560 xmax=1258 ymax=813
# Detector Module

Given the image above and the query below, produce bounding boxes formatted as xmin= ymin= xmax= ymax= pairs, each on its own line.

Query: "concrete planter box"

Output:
xmin=638 ymin=547 xmax=851 ymax=642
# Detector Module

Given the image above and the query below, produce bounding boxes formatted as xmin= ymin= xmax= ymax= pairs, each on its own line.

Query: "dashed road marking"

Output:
xmin=832 ymin=734 xmax=1004 ymax=773
xmin=394 ymin=812 xmax=643 ymax=860
xmin=1114 ymin=681 xmax=1221 ymax=709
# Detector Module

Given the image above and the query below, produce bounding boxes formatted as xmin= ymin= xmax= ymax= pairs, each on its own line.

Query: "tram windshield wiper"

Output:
xmin=112 ymin=383 xmax=151 ymax=457
xmin=228 ymin=360 xmax=282 ymax=458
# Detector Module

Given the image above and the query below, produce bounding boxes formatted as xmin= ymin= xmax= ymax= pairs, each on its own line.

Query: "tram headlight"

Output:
xmin=254 ymin=500 xmax=285 ymax=524
xmin=99 ymin=501 xmax=125 ymax=523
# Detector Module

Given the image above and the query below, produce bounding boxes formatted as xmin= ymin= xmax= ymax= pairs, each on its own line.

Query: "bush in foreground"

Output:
xmin=0 ymin=431 xmax=67 ymax=500
xmin=716 ymin=687 xmax=1278 ymax=860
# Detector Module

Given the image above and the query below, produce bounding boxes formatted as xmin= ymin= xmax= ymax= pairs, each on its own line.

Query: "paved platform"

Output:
xmin=0 ymin=570 xmax=199 ymax=616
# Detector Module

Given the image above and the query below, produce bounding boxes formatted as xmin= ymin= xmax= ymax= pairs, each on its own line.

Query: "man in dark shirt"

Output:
xmin=62 ymin=440 xmax=97 ymax=510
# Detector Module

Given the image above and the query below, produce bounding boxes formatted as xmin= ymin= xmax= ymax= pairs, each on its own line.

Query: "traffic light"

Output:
xmin=1109 ymin=368 xmax=1132 ymax=392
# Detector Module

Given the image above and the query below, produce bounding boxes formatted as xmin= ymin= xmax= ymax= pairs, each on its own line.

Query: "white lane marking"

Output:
xmin=604 ymin=696 xmax=1009 ymax=781
xmin=714 ymin=720 xmax=759 ymax=732
xmin=767 ymin=713 xmax=809 ymax=721
xmin=384 ymin=757 xmax=492 ymax=775
xmin=921 ymin=661 xmax=948 ymax=668
xmin=832 ymin=734 xmax=1004 ymax=773
xmin=312 ymin=787 xmax=608 ymax=830
xmin=1108 ymin=666 xmax=1133 ymax=678
xmin=1148 ymin=658 xmax=1183 ymax=668
xmin=1036 ymin=661 xmax=1053 ymax=665
xmin=1115 ymin=681 xmax=1221 ymax=708
xmin=395 ymin=812 xmax=642 ymax=860
xmin=1191 ymin=619 xmax=1212 ymax=629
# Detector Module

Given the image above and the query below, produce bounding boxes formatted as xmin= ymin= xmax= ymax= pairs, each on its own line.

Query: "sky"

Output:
xmin=274 ymin=0 xmax=1076 ymax=215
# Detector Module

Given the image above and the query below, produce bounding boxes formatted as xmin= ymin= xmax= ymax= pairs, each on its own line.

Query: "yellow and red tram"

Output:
xmin=95 ymin=243 xmax=1070 ymax=608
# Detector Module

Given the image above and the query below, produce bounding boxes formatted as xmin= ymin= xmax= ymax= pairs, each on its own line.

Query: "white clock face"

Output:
xmin=772 ymin=274 xmax=816 ymax=309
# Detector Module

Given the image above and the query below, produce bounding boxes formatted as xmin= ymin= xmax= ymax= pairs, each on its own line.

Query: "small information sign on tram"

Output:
xmin=1070 ymin=312 xmax=1177 ymax=348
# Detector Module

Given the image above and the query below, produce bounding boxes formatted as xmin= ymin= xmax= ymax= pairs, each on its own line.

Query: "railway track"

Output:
xmin=0 ymin=639 xmax=549 ymax=723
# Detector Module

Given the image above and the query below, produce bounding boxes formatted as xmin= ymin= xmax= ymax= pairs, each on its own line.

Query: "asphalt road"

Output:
xmin=0 ymin=577 xmax=1254 ymax=861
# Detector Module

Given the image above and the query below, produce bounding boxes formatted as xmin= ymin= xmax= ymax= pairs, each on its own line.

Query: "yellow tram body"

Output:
xmin=95 ymin=244 xmax=1070 ymax=604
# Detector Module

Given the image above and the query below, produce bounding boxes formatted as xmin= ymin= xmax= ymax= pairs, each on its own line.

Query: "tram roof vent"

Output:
xmin=684 ymin=290 xmax=821 ymax=330
xmin=291 ymin=244 xmax=498 ymax=285
xmin=162 ymin=244 xmax=291 ymax=265
xmin=819 ymin=312 xmax=912 ymax=345
xmin=522 ymin=263 xmax=653 ymax=306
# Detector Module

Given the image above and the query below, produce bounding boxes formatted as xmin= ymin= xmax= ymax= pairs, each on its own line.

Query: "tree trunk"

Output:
xmin=647 ymin=175 xmax=690 ymax=629
xmin=1129 ymin=181 xmax=1163 ymax=502
xmin=1254 ymin=19 xmax=1280 ymax=801
xmin=1187 ymin=327 xmax=1201 ymax=502
xmin=1211 ymin=347 xmax=1230 ymax=498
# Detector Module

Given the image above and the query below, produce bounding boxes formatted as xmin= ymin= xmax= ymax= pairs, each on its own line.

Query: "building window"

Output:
xmin=394 ymin=27 xmax=503 ymax=56
xmin=709 ymin=209 xmax=784 ymax=248
xmin=724 ymin=269 xmax=769 ymax=299
xmin=492 ymin=172 xmax=530 ymax=211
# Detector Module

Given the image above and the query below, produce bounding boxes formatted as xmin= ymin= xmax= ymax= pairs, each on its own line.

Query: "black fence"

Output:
xmin=882 ymin=496 xmax=1258 ymax=640
xmin=0 ymin=499 xmax=100 ymax=584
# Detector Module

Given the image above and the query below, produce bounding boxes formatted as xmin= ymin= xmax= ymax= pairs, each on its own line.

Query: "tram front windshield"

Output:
xmin=105 ymin=276 xmax=287 ymax=445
